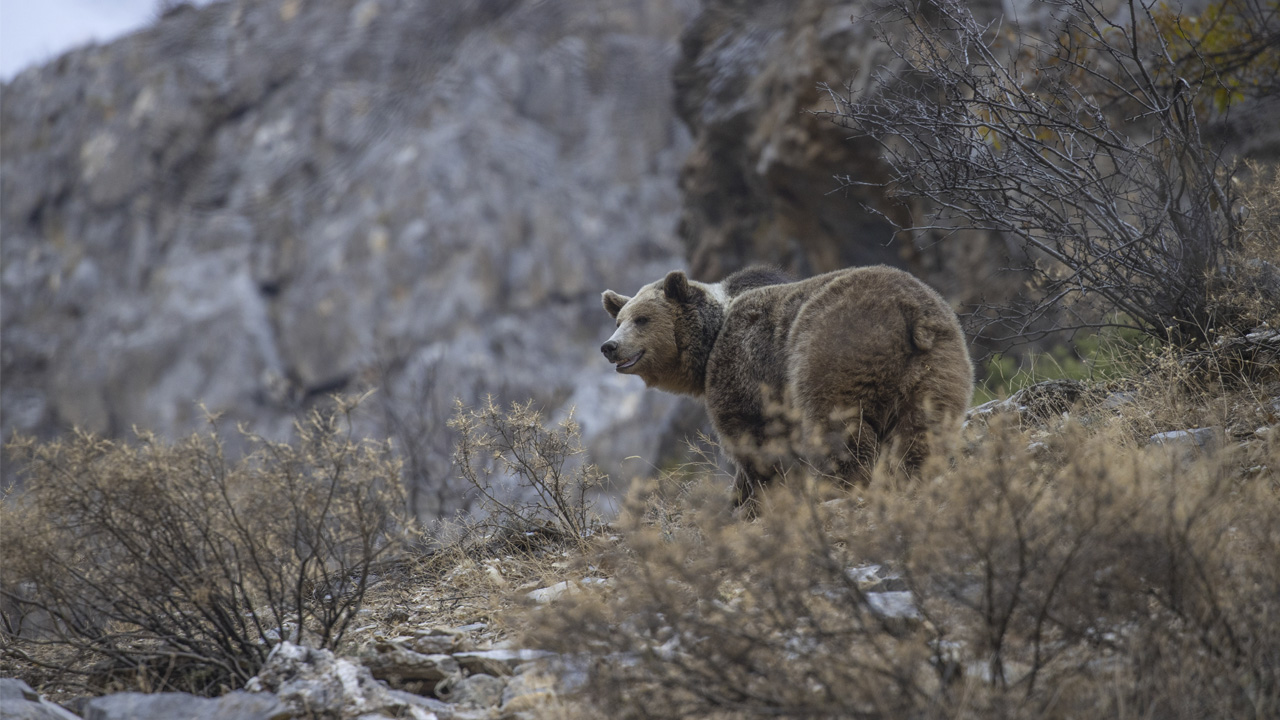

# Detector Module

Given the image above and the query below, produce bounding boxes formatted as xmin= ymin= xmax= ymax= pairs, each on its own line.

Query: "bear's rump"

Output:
xmin=787 ymin=295 xmax=914 ymax=415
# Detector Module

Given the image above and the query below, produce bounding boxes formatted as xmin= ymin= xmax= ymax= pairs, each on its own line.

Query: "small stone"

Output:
xmin=435 ymin=673 xmax=506 ymax=707
xmin=525 ymin=578 xmax=608 ymax=604
xmin=1149 ymin=427 xmax=1218 ymax=450
xmin=525 ymin=580 xmax=573 ymax=603
xmin=501 ymin=671 xmax=557 ymax=713
xmin=866 ymin=591 xmax=921 ymax=620
xmin=452 ymin=649 xmax=555 ymax=676
xmin=362 ymin=645 xmax=462 ymax=682
xmin=81 ymin=691 xmax=286 ymax=720
xmin=502 ymin=690 xmax=555 ymax=713
xmin=846 ymin=564 xmax=907 ymax=592
xmin=410 ymin=632 xmax=463 ymax=655
xmin=385 ymin=688 xmax=452 ymax=715
xmin=1101 ymin=391 xmax=1136 ymax=409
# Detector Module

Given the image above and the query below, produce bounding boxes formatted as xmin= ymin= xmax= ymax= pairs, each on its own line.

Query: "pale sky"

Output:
xmin=0 ymin=0 xmax=160 ymax=80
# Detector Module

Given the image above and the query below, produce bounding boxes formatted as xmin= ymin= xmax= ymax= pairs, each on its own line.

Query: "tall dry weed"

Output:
xmin=449 ymin=398 xmax=604 ymax=547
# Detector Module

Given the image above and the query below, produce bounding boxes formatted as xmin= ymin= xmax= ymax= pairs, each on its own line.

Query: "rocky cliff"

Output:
xmin=1 ymin=0 xmax=699 ymax=514
xmin=671 ymin=0 xmax=1021 ymax=310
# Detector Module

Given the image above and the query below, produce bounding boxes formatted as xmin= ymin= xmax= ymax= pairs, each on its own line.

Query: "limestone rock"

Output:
xmin=248 ymin=642 xmax=436 ymax=720
xmin=80 ymin=691 xmax=286 ymax=720
xmin=0 ymin=678 xmax=81 ymax=720
xmin=434 ymin=673 xmax=505 ymax=708
xmin=673 ymin=1 xmax=904 ymax=280
xmin=361 ymin=644 xmax=461 ymax=683
xmin=865 ymin=591 xmax=920 ymax=621
xmin=499 ymin=672 xmax=557 ymax=714
xmin=407 ymin=630 xmax=465 ymax=656
xmin=524 ymin=578 xmax=609 ymax=605
xmin=1150 ymin=428 xmax=1220 ymax=452
xmin=451 ymin=650 xmax=554 ymax=677
xmin=671 ymin=0 xmax=1017 ymax=323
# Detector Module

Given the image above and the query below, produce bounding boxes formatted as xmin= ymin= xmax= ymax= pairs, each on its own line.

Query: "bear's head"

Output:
xmin=600 ymin=270 xmax=722 ymax=396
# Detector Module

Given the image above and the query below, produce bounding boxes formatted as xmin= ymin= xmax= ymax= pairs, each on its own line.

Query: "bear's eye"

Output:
xmin=634 ymin=316 xmax=650 ymax=326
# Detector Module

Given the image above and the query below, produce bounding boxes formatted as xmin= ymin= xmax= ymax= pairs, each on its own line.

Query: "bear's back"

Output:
xmin=706 ymin=265 xmax=972 ymax=469
xmin=720 ymin=265 xmax=793 ymax=298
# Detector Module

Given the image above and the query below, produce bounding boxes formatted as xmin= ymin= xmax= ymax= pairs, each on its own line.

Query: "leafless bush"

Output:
xmin=449 ymin=398 xmax=603 ymax=545
xmin=824 ymin=0 xmax=1279 ymax=345
xmin=367 ymin=349 xmax=475 ymax=523
xmin=0 ymin=395 xmax=407 ymax=695
xmin=525 ymin=417 xmax=1280 ymax=719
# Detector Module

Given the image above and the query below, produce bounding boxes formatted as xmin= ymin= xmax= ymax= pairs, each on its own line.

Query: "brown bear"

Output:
xmin=601 ymin=265 xmax=973 ymax=511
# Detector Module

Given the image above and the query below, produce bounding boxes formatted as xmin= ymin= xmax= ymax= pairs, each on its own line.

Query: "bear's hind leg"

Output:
xmin=794 ymin=405 xmax=882 ymax=488
xmin=731 ymin=462 xmax=776 ymax=518
xmin=829 ymin=415 xmax=881 ymax=487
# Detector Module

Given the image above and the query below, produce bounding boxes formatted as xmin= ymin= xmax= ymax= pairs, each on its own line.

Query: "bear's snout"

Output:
xmin=600 ymin=340 xmax=620 ymax=359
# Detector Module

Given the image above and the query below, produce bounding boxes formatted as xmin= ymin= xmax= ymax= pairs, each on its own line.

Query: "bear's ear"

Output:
xmin=663 ymin=270 xmax=693 ymax=303
xmin=602 ymin=290 xmax=631 ymax=318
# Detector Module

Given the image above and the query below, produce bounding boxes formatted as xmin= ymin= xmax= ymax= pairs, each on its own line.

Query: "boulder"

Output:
xmin=247 ymin=642 xmax=435 ymax=720
xmin=0 ymin=678 xmax=81 ymax=720
xmin=81 ymin=691 xmax=285 ymax=720
xmin=450 ymin=650 xmax=554 ymax=677
xmin=1150 ymin=428 xmax=1220 ymax=453
xmin=433 ymin=673 xmax=505 ymax=708
xmin=360 ymin=645 xmax=461 ymax=683
xmin=967 ymin=379 xmax=1100 ymax=428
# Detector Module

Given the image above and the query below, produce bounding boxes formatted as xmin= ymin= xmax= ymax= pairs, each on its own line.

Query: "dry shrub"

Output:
xmin=861 ymin=422 xmax=1280 ymax=717
xmin=0 ymin=395 xmax=407 ymax=695
xmin=1209 ymin=163 xmax=1280 ymax=334
xmin=449 ymin=398 xmax=604 ymax=545
xmin=526 ymin=419 xmax=1280 ymax=719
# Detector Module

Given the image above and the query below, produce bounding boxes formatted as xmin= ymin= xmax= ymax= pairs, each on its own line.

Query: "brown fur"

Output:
xmin=601 ymin=265 xmax=973 ymax=512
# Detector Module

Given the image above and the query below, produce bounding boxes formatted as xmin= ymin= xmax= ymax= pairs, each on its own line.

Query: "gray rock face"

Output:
xmin=673 ymin=0 xmax=903 ymax=280
xmin=671 ymin=0 xmax=1012 ymax=306
xmin=1 ymin=0 xmax=697 ymax=514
